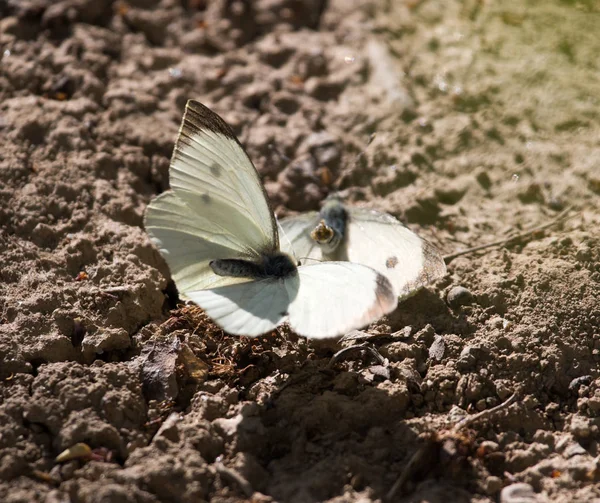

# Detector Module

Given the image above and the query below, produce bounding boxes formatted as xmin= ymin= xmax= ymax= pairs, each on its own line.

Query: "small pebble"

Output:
xmin=568 ymin=375 xmax=592 ymax=393
xmin=446 ymin=286 xmax=474 ymax=309
xmin=428 ymin=334 xmax=445 ymax=361
xmin=500 ymin=483 xmax=539 ymax=503
xmin=484 ymin=475 xmax=503 ymax=495
xmin=562 ymin=442 xmax=587 ymax=458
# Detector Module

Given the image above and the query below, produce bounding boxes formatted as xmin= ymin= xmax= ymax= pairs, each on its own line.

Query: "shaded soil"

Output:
xmin=1 ymin=0 xmax=600 ymax=502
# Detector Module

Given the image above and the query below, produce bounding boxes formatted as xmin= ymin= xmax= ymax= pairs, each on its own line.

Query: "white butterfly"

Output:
xmin=279 ymin=197 xmax=447 ymax=300
xmin=144 ymin=100 xmax=397 ymax=338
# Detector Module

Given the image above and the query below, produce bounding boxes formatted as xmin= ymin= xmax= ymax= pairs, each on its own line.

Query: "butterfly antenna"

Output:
xmin=333 ymin=132 xmax=377 ymax=191
xmin=276 ymin=217 xmax=299 ymax=263
xmin=268 ymin=143 xmax=291 ymax=164
xmin=298 ymin=256 xmax=323 ymax=264
xmin=353 ymin=132 xmax=377 ymax=164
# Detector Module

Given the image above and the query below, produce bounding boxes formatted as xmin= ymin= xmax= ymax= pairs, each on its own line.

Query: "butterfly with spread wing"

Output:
xmin=279 ymin=196 xmax=447 ymax=300
xmin=144 ymin=100 xmax=397 ymax=338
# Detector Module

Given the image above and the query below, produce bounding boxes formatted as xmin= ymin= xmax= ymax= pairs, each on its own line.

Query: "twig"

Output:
xmin=385 ymin=444 xmax=432 ymax=502
xmin=327 ymin=343 xmax=386 ymax=369
xmin=444 ymin=206 xmax=574 ymax=264
xmin=452 ymin=392 xmax=518 ymax=433
xmin=215 ymin=462 xmax=254 ymax=498
xmin=385 ymin=392 xmax=519 ymax=502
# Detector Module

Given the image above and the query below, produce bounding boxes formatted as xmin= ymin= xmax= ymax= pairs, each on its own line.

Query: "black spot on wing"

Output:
xmin=365 ymin=272 xmax=397 ymax=319
xmin=209 ymin=163 xmax=222 ymax=177
xmin=386 ymin=256 xmax=398 ymax=269
xmin=201 ymin=193 xmax=211 ymax=204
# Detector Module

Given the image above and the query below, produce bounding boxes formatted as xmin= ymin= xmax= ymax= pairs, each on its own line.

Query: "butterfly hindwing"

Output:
xmin=288 ymin=262 xmax=397 ymax=338
xmin=185 ymin=276 xmax=298 ymax=336
xmin=278 ymin=211 xmax=322 ymax=264
xmin=144 ymin=191 xmax=254 ymax=292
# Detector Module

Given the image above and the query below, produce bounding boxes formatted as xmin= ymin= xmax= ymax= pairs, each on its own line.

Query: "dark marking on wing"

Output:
xmin=397 ymin=241 xmax=448 ymax=299
xmin=386 ymin=256 xmax=398 ymax=269
xmin=370 ymin=273 xmax=397 ymax=315
xmin=209 ymin=163 xmax=222 ymax=177
xmin=201 ymin=193 xmax=211 ymax=204
xmin=181 ymin=100 xmax=239 ymax=142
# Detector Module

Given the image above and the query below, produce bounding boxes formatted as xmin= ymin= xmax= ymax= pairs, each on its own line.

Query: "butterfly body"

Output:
xmin=210 ymin=253 xmax=297 ymax=279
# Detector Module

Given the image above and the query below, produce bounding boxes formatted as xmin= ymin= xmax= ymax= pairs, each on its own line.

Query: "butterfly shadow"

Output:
xmin=226 ymin=290 xmax=477 ymax=501
xmin=387 ymin=288 xmax=476 ymax=339
xmin=233 ymin=356 xmax=427 ymax=503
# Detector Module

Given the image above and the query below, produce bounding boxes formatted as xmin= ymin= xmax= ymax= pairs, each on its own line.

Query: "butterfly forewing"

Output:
xmin=169 ymin=100 xmax=278 ymax=256
xmin=346 ymin=208 xmax=446 ymax=298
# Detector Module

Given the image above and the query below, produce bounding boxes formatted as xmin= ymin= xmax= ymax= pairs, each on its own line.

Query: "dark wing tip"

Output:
xmin=181 ymin=99 xmax=238 ymax=142
xmin=420 ymin=240 xmax=448 ymax=282
xmin=375 ymin=272 xmax=398 ymax=314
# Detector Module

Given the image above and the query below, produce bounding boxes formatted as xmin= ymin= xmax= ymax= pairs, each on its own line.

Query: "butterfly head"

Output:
xmin=311 ymin=219 xmax=335 ymax=242
xmin=311 ymin=219 xmax=343 ymax=254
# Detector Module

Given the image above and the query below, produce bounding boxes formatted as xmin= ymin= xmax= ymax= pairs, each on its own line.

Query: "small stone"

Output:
xmin=563 ymin=442 xmax=587 ymax=458
xmin=575 ymin=244 xmax=592 ymax=262
xmin=428 ymin=334 xmax=445 ymax=361
xmin=568 ymin=415 xmax=592 ymax=441
xmin=568 ymin=375 xmax=592 ymax=393
xmin=484 ymin=475 xmax=503 ymax=495
xmin=475 ymin=168 xmax=492 ymax=190
xmin=446 ymin=286 xmax=474 ymax=309
xmin=457 ymin=345 xmax=490 ymax=371
xmin=500 ymin=483 xmax=539 ymax=503
xmin=414 ymin=324 xmax=436 ymax=345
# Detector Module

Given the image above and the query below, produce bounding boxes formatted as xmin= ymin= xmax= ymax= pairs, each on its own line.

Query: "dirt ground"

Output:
xmin=1 ymin=0 xmax=600 ymax=502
